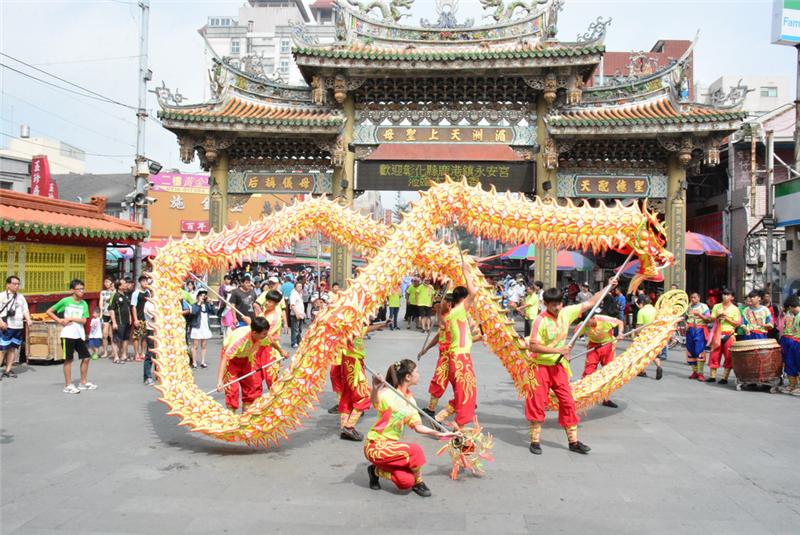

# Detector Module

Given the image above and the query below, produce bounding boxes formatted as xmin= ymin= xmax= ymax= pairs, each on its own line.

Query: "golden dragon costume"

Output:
xmin=148 ymin=179 xmax=687 ymax=446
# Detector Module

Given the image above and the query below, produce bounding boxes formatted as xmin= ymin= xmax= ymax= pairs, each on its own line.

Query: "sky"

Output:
xmin=0 ymin=0 xmax=796 ymax=192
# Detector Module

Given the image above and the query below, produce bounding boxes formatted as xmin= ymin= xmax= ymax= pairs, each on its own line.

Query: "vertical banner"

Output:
xmin=30 ymin=155 xmax=54 ymax=198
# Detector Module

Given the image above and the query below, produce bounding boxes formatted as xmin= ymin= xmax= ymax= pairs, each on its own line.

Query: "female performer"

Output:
xmin=364 ymin=359 xmax=458 ymax=497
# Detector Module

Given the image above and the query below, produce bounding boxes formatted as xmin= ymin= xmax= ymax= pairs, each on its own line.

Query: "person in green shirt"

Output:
xmin=46 ymin=279 xmax=95 ymax=394
xmin=387 ymin=287 xmax=402 ymax=330
xmin=405 ymin=278 xmax=420 ymax=330
xmin=519 ymin=281 xmax=543 ymax=338
xmin=526 ymin=281 xmax=614 ymax=455
xmin=636 ymin=294 xmax=664 ymax=380
xmin=416 ymin=279 xmax=435 ymax=333
xmin=364 ymin=358 xmax=458 ymax=497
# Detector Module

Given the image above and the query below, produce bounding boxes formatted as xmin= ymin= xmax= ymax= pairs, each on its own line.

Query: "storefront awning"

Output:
xmin=0 ymin=190 xmax=147 ymax=244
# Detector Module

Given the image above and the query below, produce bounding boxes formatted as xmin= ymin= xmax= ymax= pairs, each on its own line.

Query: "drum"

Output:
xmin=729 ymin=339 xmax=783 ymax=386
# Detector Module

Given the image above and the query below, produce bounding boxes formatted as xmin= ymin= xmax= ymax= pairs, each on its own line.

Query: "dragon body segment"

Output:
xmin=149 ymin=180 xmax=680 ymax=446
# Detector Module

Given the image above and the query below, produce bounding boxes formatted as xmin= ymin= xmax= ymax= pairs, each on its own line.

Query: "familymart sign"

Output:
xmin=773 ymin=0 xmax=800 ymax=45
xmin=776 ymin=177 xmax=800 ymax=227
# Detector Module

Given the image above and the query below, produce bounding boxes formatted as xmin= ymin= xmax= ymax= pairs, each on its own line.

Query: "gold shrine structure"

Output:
xmin=157 ymin=0 xmax=747 ymax=288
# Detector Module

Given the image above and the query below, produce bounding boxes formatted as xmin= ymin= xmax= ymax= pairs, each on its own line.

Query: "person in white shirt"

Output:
xmin=288 ymin=280 xmax=306 ymax=348
xmin=0 ymin=275 xmax=32 ymax=379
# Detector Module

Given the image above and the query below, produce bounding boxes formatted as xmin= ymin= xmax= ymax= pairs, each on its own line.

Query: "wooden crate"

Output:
xmin=26 ymin=321 xmax=63 ymax=361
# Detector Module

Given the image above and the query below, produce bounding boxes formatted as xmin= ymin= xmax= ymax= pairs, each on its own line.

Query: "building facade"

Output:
xmin=697 ymin=75 xmax=792 ymax=118
xmin=0 ymin=154 xmax=30 ymax=192
xmin=0 ymin=136 xmax=85 ymax=174
xmin=200 ymin=0 xmax=335 ymax=86
xmin=159 ymin=0 xmax=746 ymax=289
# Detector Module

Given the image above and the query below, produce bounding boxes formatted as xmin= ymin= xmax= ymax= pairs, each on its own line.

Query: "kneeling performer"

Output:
xmin=364 ymin=359 xmax=458 ymax=497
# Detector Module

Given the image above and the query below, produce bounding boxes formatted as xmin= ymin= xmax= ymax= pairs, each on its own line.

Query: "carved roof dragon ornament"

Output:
xmin=346 ymin=0 xmax=414 ymax=22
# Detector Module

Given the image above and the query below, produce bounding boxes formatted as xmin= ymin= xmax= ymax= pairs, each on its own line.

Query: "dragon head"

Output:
xmin=628 ymin=201 xmax=674 ymax=293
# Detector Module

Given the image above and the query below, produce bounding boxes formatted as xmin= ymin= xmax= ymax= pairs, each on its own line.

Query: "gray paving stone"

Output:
xmin=3 ymin=324 xmax=799 ymax=534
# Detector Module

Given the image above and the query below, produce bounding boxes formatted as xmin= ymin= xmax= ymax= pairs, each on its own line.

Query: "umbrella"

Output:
xmin=501 ymin=245 xmax=594 ymax=270
xmin=105 ymin=248 xmax=123 ymax=262
xmin=555 ymin=250 xmax=595 ymax=271
xmin=620 ymin=260 xmax=664 ymax=282
xmin=685 ymin=231 xmax=730 ymax=256
xmin=500 ymin=243 xmax=534 ymax=260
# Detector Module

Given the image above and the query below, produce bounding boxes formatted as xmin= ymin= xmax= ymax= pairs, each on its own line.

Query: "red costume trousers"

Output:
xmin=330 ymin=363 xmax=343 ymax=395
xmin=338 ymin=355 xmax=371 ymax=415
xmin=428 ymin=346 xmax=451 ymax=399
xmin=709 ymin=335 xmax=735 ymax=370
xmin=582 ymin=343 xmax=615 ymax=378
xmin=253 ymin=346 xmax=279 ymax=390
xmin=224 ymin=358 xmax=261 ymax=411
xmin=525 ymin=363 xmax=579 ymax=428
xmin=446 ymin=353 xmax=477 ymax=426
xmin=364 ymin=439 xmax=426 ymax=490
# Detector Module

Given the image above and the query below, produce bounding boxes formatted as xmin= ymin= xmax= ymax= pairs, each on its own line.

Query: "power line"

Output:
xmin=1 ymin=91 xmax=137 ymax=149
xmin=1 ymin=63 xmax=137 ymax=111
xmin=33 ymin=55 xmax=141 ymax=66
xmin=0 ymin=53 xmax=137 ymax=110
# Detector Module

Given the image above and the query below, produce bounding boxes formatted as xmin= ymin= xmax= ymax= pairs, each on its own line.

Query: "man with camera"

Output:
xmin=0 ymin=275 xmax=32 ymax=380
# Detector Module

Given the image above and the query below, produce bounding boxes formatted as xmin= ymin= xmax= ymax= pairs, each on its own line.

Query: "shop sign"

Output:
xmin=242 ymin=172 xmax=316 ymax=193
xmin=180 ymin=220 xmax=210 ymax=233
xmin=772 ymin=0 xmax=800 ymax=45
xmin=558 ymin=174 xmax=667 ymax=199
xmin=357 ymin=161 xmax=535 ymax=192
xmin=375 ymin=126 xmax=514 ymax=144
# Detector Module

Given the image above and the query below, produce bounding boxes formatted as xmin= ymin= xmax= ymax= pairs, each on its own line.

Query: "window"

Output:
xmin=279 ymin=60 xmax=290 ymax=75
xmin=760 ymin=86 xmax=778 ymax=98
xmin=230 ymin=39 xmax=240 ymax=55
xmin=0 ymin=181 xmax=13 ymax=190
xmin=280 ymin=39 xmax=291 ymax=54
xmin=208 ymin=17 xmax=236 ymax=27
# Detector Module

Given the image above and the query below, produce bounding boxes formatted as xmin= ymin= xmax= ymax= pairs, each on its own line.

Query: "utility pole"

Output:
xmin=133 ymin=0 xmax=151 ymax=278
xmin=765 ymin=130 xmax=777 ymax=303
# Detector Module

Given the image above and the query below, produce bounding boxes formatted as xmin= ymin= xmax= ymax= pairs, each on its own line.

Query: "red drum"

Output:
xmin=729 ymin=339 xmax=782 ymax=388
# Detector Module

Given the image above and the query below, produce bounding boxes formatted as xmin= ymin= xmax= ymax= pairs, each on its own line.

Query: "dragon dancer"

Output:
xmin=339 ymin=319 xmax=391 ymax=441
xmin=418 ymin=294 xmax=454 ymax=418
xmin=253 ymin=290 xmax=286 ymax=390
xmin=685 ymin=292 xmax=711 ymax=381
xmin=364 ymin=359 xmax=459 ymax=497
xmin=706 ymin=288 xmax=742 ymax=384
xmin=215 ymin=317 xmax=286 ymax=411
xmin=579 ymin=313 xmax=624 ymax=408
xmin=526 ymin=281 xmax=616 ymax=455
xmin=434 ymin=260 xmax=480 ymax=430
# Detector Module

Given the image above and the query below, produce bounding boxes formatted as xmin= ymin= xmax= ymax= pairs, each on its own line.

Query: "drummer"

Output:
xmin=740 ymin=290 xmax=774 ymax=341
xmin=778 ymin=295 xmax=800 ymax=395
xmin=686 ymin=292 xmax=711 ymax=381
xmin=707 ymin=288 xmax=742 ymax=385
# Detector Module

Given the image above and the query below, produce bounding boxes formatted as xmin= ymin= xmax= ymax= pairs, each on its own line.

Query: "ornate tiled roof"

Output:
xmin=158 ymin=95 xmax=344 ymax=128
xmin=293 ymin=1 xmax=605 ymax=73
xmin=549 ymin=96 xmax=746 ymax=127
xmin=294 ymin=41 xmax=604 ymax=61
xmin=0 ymin=190 xmax=147 ymax=243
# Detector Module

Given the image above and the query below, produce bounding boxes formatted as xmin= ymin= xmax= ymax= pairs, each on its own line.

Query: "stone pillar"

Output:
xmin=330 ymin=95 xmax=355 ymax=288
xmin=534 ymin=96 xmax=558 ymax=290
xmin=208 ymin=150 xmax=229 ymax=287
xmin=664 ymin=154 xmax=686 ymax=290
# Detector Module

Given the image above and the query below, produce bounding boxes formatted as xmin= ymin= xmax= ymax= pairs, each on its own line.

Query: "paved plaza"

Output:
xmin=2 ymin=325 xmax=798 ymax=535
